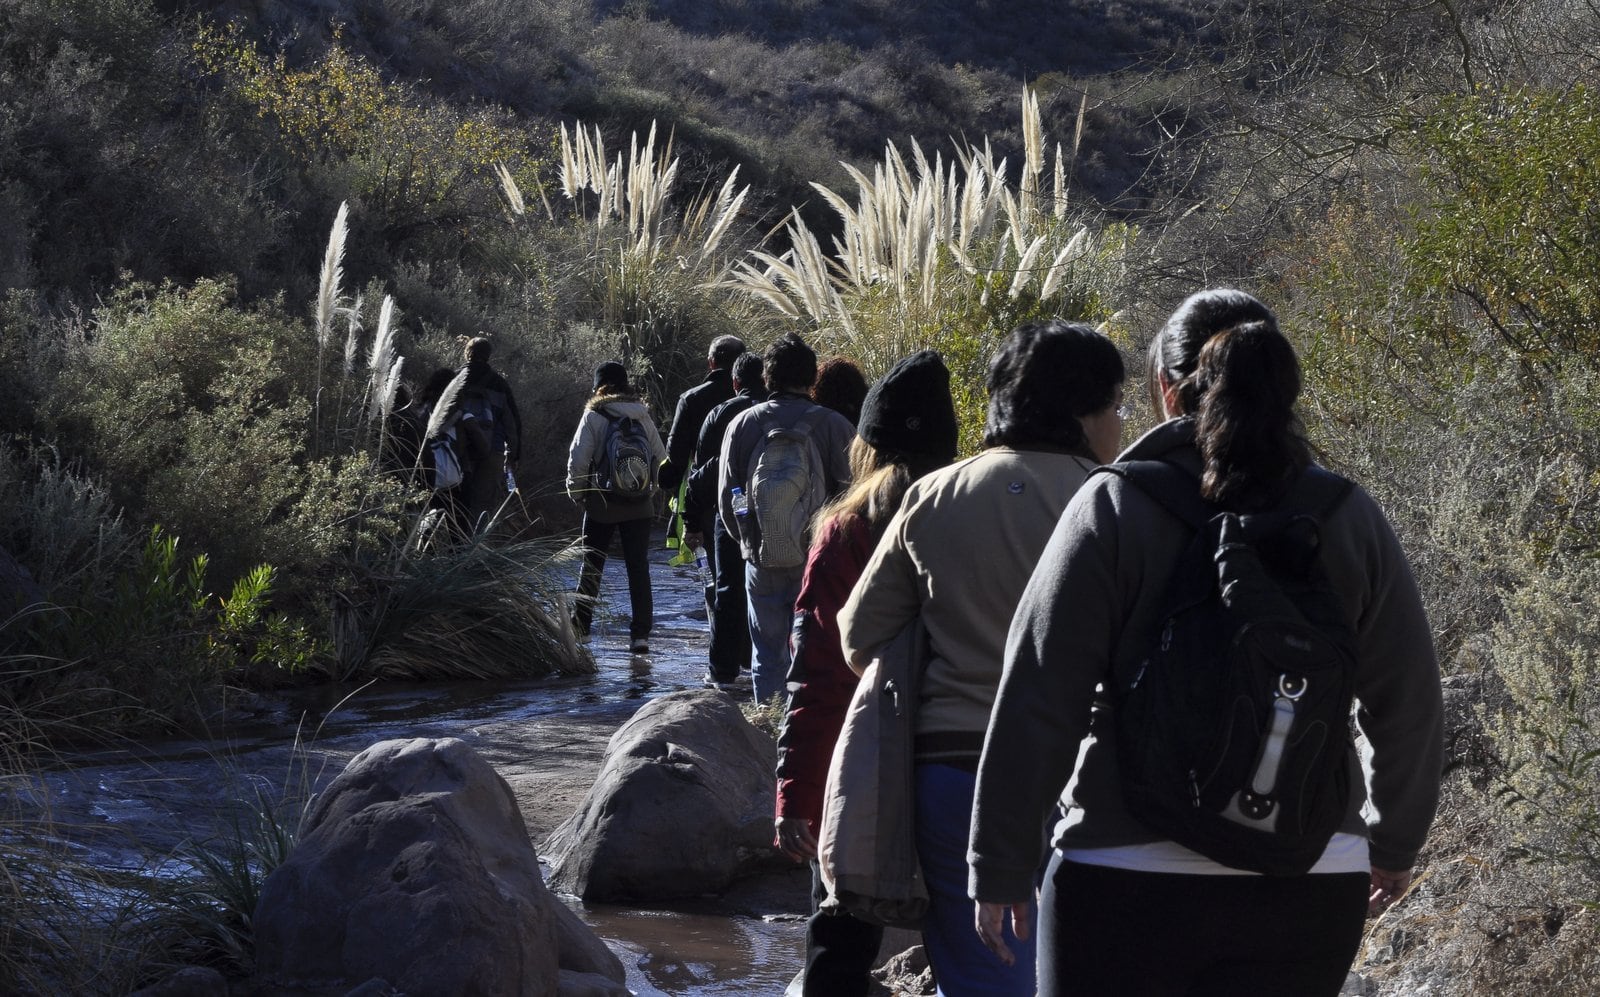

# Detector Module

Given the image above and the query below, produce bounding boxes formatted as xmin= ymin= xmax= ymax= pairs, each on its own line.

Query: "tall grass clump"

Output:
xmin=726 ymin=86 xmax=1131 ymax=450
xmin=331 ymin=513 xmax=594 ymax=683
xmin=530 ymin=119 xmax=771 ymax=403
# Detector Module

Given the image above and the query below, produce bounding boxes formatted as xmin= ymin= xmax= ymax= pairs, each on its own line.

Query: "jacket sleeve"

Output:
xmin=968 ymin=481 xmax=1123 ymax=903
xmin=684 ymin=455 xmax=716 ymax=530
xmin=566 ymin=412 xmax=599 ymax=499
xmin=499 ymin=374 xmax=524 ymax=462
xmin=838 ymin=498 xmax=924 ymax=675
xmin=660 ymin=391 xmax=696 ymax=492
xmin=647 ymin=415 xmax=668 ymax=465
xmin=775 ymin=517 xmax=872 ymax=831
xmin=718 ymin=411 xmax=749 ymax=541
xmin=1341 ymin=489 xmax=1443 ymax=871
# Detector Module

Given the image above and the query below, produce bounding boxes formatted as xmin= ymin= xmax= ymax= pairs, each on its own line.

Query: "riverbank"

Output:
xmin=16 ymin=534 xmax=818 ymax=995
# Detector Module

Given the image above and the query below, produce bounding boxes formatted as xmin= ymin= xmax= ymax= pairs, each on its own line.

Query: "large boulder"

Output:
xmin=254 ymin=737 xmax=624 ymax=996
xmin=544 ymin=689 xmax=778 ymax=901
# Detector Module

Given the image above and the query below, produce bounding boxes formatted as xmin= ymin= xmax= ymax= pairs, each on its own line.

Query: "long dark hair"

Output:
xmin=1150 ymin=289 xmax=1309 ymax=511
xmin=983 ymin=320 xmax=1125 ymax=457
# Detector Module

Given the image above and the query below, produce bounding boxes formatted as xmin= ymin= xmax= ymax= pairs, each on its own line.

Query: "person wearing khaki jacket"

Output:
xmin=838 ymin=321 xmax=1127 ymax=997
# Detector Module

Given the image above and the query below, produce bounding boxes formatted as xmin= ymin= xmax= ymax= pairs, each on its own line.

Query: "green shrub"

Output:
xmin=1487 ymin=554 xmax=1600 ymax=899
xmin=1406 ymin=85 xmax=1600 ymax=369
xmin=50 ymin=278 xmax=383 ymax=599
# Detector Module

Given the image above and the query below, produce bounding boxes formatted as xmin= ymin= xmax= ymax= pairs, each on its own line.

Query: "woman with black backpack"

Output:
xmin=968 ymin=289 xmax=1444 ymax=996
xmin=566 ymin=361 xmax=667 ymax=653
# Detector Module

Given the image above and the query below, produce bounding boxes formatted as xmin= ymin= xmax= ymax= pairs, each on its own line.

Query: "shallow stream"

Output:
xmin=18 ymin=536 xmax=809 ymax=996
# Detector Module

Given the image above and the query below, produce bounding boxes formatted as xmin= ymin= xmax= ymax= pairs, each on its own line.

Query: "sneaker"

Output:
xmin=629 ymin=638 xmax=650 ymax=654
xmin=702 ymin=672 xmax=740 ymax=692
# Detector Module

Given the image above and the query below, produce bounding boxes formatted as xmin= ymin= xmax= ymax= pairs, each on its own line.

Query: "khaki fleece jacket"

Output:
xmin=839 ymin=447 xmax=1100 ymax=758
xmin=968 ymin=420 xmax=1444 ymax=903
xmin=565 ymin=395 xmax=667 ymax=524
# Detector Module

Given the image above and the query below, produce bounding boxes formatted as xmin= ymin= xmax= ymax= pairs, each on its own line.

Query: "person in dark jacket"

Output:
xmin=969 ymin=290 xmax=1442 ymax=997
xmin=811 ymin=356 xmax=870 ymax=427
xmin=684 ymin=352 xmax=765 ymax=686
xmin=661 ymin=335 xmax=744 ymax=566
xmin=566 ymin=361 xmax=668 ymax=653
xmin=661 ymin=334 xmax=745 ymax=494
xmin=774 ymin=351 xmax=959 ymax=996
xmin=456 ymin=336 xmax=523 ymax=527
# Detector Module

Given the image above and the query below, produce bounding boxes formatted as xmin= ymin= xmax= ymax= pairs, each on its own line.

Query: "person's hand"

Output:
xmin=1369 ymin=865 xmax=1413 ymax=916
xmin=975 ymin=899 xmax=1033 ymax=967
xmin=684 ymin=530 xmax=705 ymax=551
xmin=774 ymin=817 xmax=818 ymax=861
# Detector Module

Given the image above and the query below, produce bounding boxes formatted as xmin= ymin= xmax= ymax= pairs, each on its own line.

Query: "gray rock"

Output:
xmin=544 ymin=689 xmax=778 ymax=901
xmin=254 ymin=737 xmax=622 ymax=995
xmin=128 ymin=965 xmax=229 ymax=997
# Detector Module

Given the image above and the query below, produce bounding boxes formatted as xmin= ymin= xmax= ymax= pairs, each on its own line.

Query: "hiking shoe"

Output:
xmin=702 ymin=672 xmax=741 ymax=692
xmin=629 ymin=638 xmax=650 ymax=654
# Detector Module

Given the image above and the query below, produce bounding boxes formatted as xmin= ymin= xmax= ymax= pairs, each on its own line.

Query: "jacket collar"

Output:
xmin=1115 ymin=417 xmax=1203 ymax=475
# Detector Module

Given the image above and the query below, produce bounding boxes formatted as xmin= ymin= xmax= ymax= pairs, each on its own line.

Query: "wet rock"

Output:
xmin=544 ymin=689 xmax=778 ymax=900
xmin=253 ymin=737 xmax=624 ymax=995
xmin=128 ymin=966 xmax=228 ymax=997
xmin=872 ymin=943 xmax=934 ymax=995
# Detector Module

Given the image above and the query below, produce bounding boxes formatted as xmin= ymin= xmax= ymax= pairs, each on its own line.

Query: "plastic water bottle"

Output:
xmin=731 ymin=485 xmax=749 ymax=519
xmin=693 ymin=546 xmax=712 ymax=586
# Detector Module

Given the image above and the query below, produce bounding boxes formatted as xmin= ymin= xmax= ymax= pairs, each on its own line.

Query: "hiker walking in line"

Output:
xmin=456 ymin=336 xmax=523 ymax=519
xmin=661 ymin=334 xmax=746 ymax=557
xmin=683 ymin=352 xmax=766 ymax=689
xmin=718 ymin=333 xmax=855 ymax=703
xmin=811 ymin=356 xmax=870 ymax=427
xmin=968 ymin=289 xmax=1443 ymax=997
xmin=839 ymin=321 xmax=1128 ymax=997
xmin=774 ymin=351 xmax=959 ymax=996
xmin=566 ymin=361 xmax=667 ymax=653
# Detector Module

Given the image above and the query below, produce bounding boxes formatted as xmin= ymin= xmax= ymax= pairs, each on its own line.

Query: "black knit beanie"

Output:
xmin=593 ymin=360 xmax=629 ymax=393
xmin=858 ymin=350 xmax=959 ymax=472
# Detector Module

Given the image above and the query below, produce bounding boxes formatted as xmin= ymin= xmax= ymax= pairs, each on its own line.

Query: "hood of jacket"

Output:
xmin=585 ymin=394 xmax=650 ymax=419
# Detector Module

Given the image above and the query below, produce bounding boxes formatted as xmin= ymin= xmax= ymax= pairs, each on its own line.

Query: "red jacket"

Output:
xmin=774 ymin=513 xmax=876 ymax=834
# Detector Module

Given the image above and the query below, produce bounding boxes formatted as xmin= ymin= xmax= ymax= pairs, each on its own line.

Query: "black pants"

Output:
xmin=575 ymin=516 xmax=653 ymax=640
xmin=1038 ymin=853 xmax=1368 ymax=997
xmin=706 ymin=521 xmax=750 ymax=680
xmin=804 ymin=861 xmax=883 ymax=996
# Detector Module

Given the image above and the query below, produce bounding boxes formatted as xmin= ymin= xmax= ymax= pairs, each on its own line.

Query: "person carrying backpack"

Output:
xmin=838 ymin=321 xmax=1127 ymax=997
xmin=968 ymin=289 xmax=1444 ymax=997
xmin=566 ymin=361 xmax=667 ymax=653
xmin=456 ymin=335 xmax=524 ymax=523
xmin=718 ymin=333 xmax=855 ymax=703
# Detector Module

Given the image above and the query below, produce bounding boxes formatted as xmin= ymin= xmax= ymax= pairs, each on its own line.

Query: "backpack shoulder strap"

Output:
xmin=1097 ymin=461 xmax=1355 ymax=531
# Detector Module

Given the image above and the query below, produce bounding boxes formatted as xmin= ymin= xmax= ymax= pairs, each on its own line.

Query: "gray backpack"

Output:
xmin=748 ymin=408 xmax=828 ymax=569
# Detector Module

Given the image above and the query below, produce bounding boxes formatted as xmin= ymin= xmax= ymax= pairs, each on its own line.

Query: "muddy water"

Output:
xmin=19 ymin=536 xmax=809 ymax=996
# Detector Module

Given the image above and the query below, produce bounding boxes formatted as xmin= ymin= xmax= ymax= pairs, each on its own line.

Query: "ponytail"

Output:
xmin=1152 ymin=289 xmax=1309 ymax=511
xmin=1192 ymin=323 xmax=1308 ymax=510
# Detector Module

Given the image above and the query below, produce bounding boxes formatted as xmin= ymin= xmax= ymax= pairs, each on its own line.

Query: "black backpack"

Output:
xmin=1101 ymin=460 xmax=1357 ymax=875
xmin=596 ymin=415 xmax=656 ymax=499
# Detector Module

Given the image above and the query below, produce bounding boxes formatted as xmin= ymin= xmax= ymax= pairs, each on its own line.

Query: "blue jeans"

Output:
xmin=744 ymin=561 xmax=802 ymax=703
xmin=916 ymin=763 xmax=1036 ymax=997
